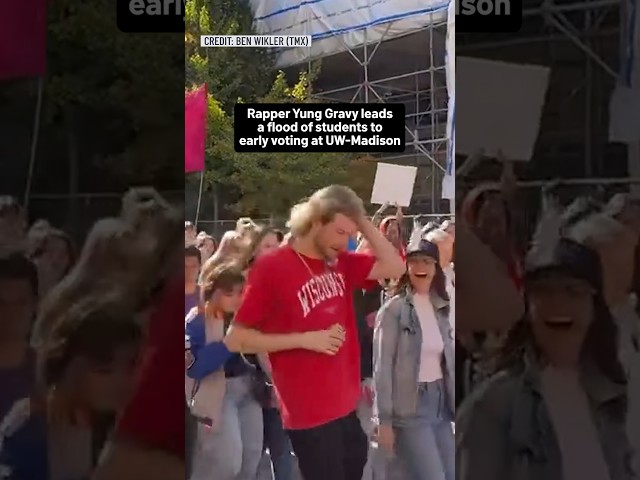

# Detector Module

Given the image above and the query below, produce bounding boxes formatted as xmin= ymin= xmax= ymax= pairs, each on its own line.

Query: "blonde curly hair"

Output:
xmin=287 ymin=185 xmax=365 ymax=237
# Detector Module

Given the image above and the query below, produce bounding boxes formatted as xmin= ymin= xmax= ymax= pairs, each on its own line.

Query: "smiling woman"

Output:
xmin=456 ymin=209 xmax=630 ymax=480
xmin=373 ymin=236 xmax=455 ymax=480
xmin=390 ymin=239 xmax=448 ymax=300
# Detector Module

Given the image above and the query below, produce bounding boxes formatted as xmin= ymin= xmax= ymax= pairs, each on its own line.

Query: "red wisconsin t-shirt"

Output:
xmin=234 ymin=246 xmax=376 ymax=430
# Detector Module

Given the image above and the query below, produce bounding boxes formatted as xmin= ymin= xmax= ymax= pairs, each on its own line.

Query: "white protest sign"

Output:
xmin=610 ymin=85 xmax=640 ymax=142
xmin=370 ymin=163 xmax=417 ymax=207
xmin=456 ymin=57 xmax=550 ymax=161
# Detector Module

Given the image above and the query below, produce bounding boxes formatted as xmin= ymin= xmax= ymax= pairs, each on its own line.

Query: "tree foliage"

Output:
xmin=186 ymin=0 xmax=374 ymax=217
xmin=44 ymin=0 xmax=184 ymax=186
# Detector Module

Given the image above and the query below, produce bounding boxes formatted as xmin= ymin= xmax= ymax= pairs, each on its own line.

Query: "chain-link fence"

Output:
xmin=195 ymin=219 xmax=285 ymax=239
xmin=31 ymin=178 xmax=634 ymax=246
xmin=513 ymin=178 xmax=640 ymax=242
xmin=26 ymin=191 xmax=184 ymax=242
xmin=25 ymin=192 xmax=452 ymax=244
xmin=196 ymin=213 xmax=453 ymax=241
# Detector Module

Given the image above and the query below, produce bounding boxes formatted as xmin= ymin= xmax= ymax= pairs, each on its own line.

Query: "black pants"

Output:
xmin=287 ymin=411 xmax=368 ymax=480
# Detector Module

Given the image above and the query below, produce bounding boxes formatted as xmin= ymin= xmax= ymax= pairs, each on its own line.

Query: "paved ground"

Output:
xmin=256 ymin=402 xmax=409 ymax=480
xmin=256 ymin=453 xmax=303 ymax=480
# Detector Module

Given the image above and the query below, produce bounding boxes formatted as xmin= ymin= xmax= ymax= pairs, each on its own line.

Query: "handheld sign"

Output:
xmin=456 ymin=57 xmax=550 ymax=161
xmin=370 ymin=163 xmax=417 ymax=207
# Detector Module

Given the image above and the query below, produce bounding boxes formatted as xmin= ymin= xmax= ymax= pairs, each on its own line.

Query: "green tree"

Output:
xmin=230 ymin=71 xmax=353 ymax=216
xmin=45 ymin=0 xmax=184 ymax=185
xmin=185 ymin=0 xmax=273 ymax=108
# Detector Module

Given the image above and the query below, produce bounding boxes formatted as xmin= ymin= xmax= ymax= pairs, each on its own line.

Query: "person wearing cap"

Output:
xmin=456 ymin=206 xmax=632 ymax=480
xmin=571 ymin=200 xmax=640 ymax=469
xmin=372 ymin=237 xmax=454 ymax=480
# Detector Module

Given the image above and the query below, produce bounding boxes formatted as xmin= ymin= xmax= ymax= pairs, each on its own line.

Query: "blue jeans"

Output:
xmin=190 ymin=376 xmax=264 ymax=480
xmin=262 ymin=408 xmax=293 ymax=480
xmin=394 ymin=379 xmax=454 ymax=480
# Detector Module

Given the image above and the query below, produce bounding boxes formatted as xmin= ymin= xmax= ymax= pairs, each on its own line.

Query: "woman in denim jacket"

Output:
xmin=373 ymin=238 xmax=455 ymax=480
xmin=457 ymin=221 xmax=636 ymax=480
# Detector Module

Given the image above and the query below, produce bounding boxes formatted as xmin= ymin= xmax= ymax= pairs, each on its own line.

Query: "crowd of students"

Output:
xmin=184 ymin=185 xmax=456 ymax=480
xmin=185 ymin=172 xmax=640 ymax=480
xmin=7 ymin=166 xmax=639 ymax=480
xmin=455 ymin=160 xmax=640 ymax=480
xmin=0 ymin=189 xmax=185 ymax=480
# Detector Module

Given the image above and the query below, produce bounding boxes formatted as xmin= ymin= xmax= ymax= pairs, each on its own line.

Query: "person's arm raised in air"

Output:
xmin=498 ymin=151 xmax=517 ymax=203
xmin=394 ymin=203 xmax=406 ymax=245
xmin=357 ymin=216 xmax=406 ymax=281
xmin=455 ymin=223 xmax=523 ymax=332
xmin=357 ymin=202 xmax=391 ymax=252
xmin=223 ymin=255 xmax=346 ymax=355
xmin=371 ymin=202 xmax=390 ymax=228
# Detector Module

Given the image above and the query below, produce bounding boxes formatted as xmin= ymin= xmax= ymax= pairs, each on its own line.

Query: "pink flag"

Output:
xmin=185 ymin=85 xmax=207 ymax=173
xmin=0 ymin=0 xmax=48 ymax=80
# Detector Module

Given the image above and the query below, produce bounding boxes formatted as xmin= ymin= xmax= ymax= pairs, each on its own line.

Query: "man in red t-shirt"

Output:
xmin=225 ymin=185 xmax=405 ymax=480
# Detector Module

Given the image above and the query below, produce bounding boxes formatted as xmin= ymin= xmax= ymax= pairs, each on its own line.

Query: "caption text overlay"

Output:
xmin=201 ymin=35 xmax=311 ymax=48
xmin=456 ymin=0 xmax=522 ymax=32
xmin=234 ymin=104 xmax=406 ymax=153
xmin=117 ymin=0 xmax=184 ymax=33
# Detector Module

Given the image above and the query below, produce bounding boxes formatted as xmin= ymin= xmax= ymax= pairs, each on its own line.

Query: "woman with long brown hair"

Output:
xmin=373 ymin=237 xmax=454 ymax=480
xmin=573 ymin=198 xmax=640 ymax=467
xmin=186 ymin=263 xmax=263 ymax=480
xmin=456 ymin=204 xmax=633 ymax=480
xmin=241 ymin=225 xmax=280 ymax=270
xmin=200 ymin=231 xmax=246 ymax=283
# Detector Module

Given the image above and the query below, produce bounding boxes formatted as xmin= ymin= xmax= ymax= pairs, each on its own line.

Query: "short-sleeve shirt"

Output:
xmin=234 ymin=246 xmax=376 ymax=430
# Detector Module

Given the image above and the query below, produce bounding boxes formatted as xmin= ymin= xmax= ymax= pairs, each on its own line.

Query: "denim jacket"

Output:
xmin=373 ymin=290 xmax=454 ymax=425
xmin=456 ymin=355 xmax=637 ymax=480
